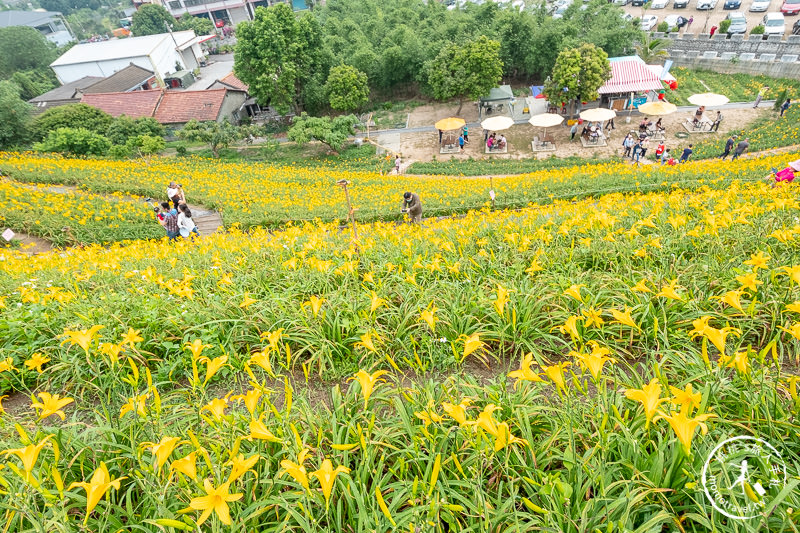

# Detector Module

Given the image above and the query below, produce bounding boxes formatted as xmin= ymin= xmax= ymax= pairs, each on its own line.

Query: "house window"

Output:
xmin=169 ymin=1 xmax=182 ymax=9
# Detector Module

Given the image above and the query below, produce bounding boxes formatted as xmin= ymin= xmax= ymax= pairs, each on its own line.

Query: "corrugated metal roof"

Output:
xmin=29 ymin=76 xmax=103 ymax=103
xmin=82 ymin=64 xmax=155 ymax=94
xmin=0 ymin=10 xmax=62 ymax=28
xmin=51 ymin=31 xmax=195 ymax=67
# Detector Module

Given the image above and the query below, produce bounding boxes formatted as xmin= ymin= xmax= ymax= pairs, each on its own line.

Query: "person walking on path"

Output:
xmin=781 ymin=99 xmax=791 ymax=117
xmin=754 ymin=86 xmax=769 ymax=108
xmin=632 ymin=139 xmax=642 ymax=164
xmin=720 ymin=135 xmax=735 ymax=159
xmin=622 ymin=133 xmax=634 ymax=158
xmin=462 ymin=125 xmax=469 ymax=142
xmin=639 ymin=137 xmax=650 ymax=160
xmin=679 ymin=144 xmax=693 ymax=163
xmin=711 ymin=111 xmax=723 ymax=132
xmin=570 ymin=123 xmax=578 ymax=141
xmin=687 ymin=16 xmax=694 ymax=29
xmin=731 ymin=138 xmax=750 ymax=160
xmin=458 ymin=134 xmax=465 ymax=152
xmin=605 ymin=117 xmax=615 ymax=131
xmin=395 ymin=154 xmax=402 ymax=175
xmin=438 ymin=129 xmax=443 ymax=145
xmin=402 ymin=192 xmax=422 ymax=223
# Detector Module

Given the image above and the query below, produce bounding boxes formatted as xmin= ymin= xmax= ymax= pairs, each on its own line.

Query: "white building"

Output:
xmin=50 ymin=30 xmax=207 ymax=85
xmin=134 ymin=0 xmax=305 ymax=28
xmin=0 ymin=10 xmax=75 ymax=47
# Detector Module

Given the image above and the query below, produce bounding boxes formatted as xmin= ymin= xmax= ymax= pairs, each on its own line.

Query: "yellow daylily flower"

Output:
xmin=779 ymin=322 xmax=800 ymax=341
xmin=419 ymin=303 xmax=438 ymax=332
xmin=656 ymin=280 xmax=683 ymax=301
xmin=232 ymin=388 xmax=261 ymax=415
xmin=369 ymin=291 xmax=385 ymax=313
xmin=24 ymin=353 xmax=50 ymax=373
xmin=572 ymin=342 xmax=616 ymax=381
xmin=669 ymin=384 xmax=702 ymax=413
xmin=201 ymin=396 xmax=229 ymax=422
xmin=279 ymin=449 xmax=311 ymax=490
xmin=415 ymin=409 xmax=444 ymax=427
xmin=494 ymin=422 xmax=529 ymax=452
xmin=61 ymin=325 xmax=104 ymax=356
xmin=0 ymin=357 xmax=16 ymax=373
xmin=563 ymin=284 xmax=585 ymax=302
xmin=624 ymin=378 xmax=667 ymax=427
xmin=355 ymin=332 xmax=378 ymax=354
xmin=310 ymin=458 xmax=350 ymax=509
xmin=185 ymin=339 xmax=210 ymax=359
xmin=239 ymin=293 xmax=257 ymax=308
xmin=507 ymin=353 xmax=544 ymax=389
xmin=473 ymin=404 xmax=500 ymax=436
xmin=653 ymin=409 xmax=717 ymax=455
xmin=719 ymin=350 xmax=750 ymax=375
xmin=350 ymin=369 xmax=388 ymax=409
xmin=142 ymin=436 xmax=181 ymax=471
xmin=198 ymin=355 xmax=228 ymax=385
xmin=460 ymin=333 xmax=484 ymax=361
xmin=712 ymin=289 xmax=747 ymax=314
xmin=69 ymin=461 xmax=126 ymax=515
xmin=121 ymin=328 xmax=143 ymax=347
xmin=554 ymin=315 xmax=583 ymax=340
xmin=248 ymin=348 xmax=275 ymax=377
xmin=581 ymin=307 xmax=604 ymax=329
xmin=306 ymin=295 xmax=325 ymax=317
xmin=542 ymin=362 xmax=571 ymax=393
xmin=630 ymin=279 xmax=652 ymax=293
xmin=735 ymin=272 xmax=762 ymax=292
xmin=779 ymin=265 xmax=800 ymax=286
xmin=608 ymin=306 xmax=639 ymax=330
xmin=247 ymin=415 xmax=282 ymax=443
xmin=226 ymin=453 xmax=260 ymax=483
xmin=189 ymin=479 xmax=243 ymax=526
xmin=494 ymin=284 xmax=510 ymax=316
xmin=120 ymin=393 xmax=148 ymax=418
xmin=743 ymin=251 xmax=770 ymax=271
xmin=784 ymin=302 xmax=800 ymax=314
xmin=171 ymin=451 xmax=199 ymax=481
xmin=0 ymin=394 xmax=7 ymax=414
xmin=2 ymin=435 xmax=53 ymax=482
xmin=441 ymin=398 xmax=472 ymax=426
xmin=31 ymin=392 xmax=74 ymax=420
xmin=97 ymin=343 xmax=124 ymax=367
xmin=689 ymin=316 xmax=741 ymax=353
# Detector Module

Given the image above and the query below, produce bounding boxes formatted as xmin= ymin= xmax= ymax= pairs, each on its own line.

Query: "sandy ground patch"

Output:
xmin=406 ymin=102 xmax=481 ymax=128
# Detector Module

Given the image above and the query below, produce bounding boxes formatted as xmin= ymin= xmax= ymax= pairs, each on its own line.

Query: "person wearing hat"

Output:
xmin=402 ymin=192 xmax=422 ymax=223
xmin=754 ymin=86 xmax=769 ymax=108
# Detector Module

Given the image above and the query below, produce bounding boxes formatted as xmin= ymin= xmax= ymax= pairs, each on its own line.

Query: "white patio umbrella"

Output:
xmin=528 ymin=113 xmax=564 ymax=142
xmin=480 ymin=115 xmax=515 ymax=131
xmin=688 ymin=93 xmax=729 ymax=107
xmin=579 ymin=108 xmax=617 ymax=122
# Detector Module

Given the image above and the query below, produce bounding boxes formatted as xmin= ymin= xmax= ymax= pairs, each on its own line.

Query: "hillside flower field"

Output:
xmin=1 ymin=152 xmax=799 ymax=530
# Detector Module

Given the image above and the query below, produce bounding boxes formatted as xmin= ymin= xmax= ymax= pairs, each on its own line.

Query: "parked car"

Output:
xmin=724 ymin=0 xmax=742 ymax=8
xmin=794 ymin=17 xmax=800 ymax=31
xmin=641 ymin=14 xmax=660 ymax=28
xmin=651 ymin=0 xmax=670 ymax=7
xmin=673 ymin=0 xmax=689 ymax=6
xmin=749 ymin=0 xmax=770 ymax=10
xmin=632 ymin=0 xmax=646 ymax=5
xmin=763 ymin=11 xmax=787 ymax=32
xmin=697 ymin=0 xmax=718 ymax=9
xmin=725 ymin=11 xmax=748 ymax=31
xmin=664 ymin=14 xmax=690 ymax=27
xmin=612 ymin=0 xmax=630 ymax=5
xmin=782 ymin=0 xmax=800 ymax=13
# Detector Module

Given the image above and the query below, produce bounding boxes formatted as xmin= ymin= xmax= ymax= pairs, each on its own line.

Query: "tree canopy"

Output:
xmin=0 ymin=81 xmax=32 ymax=149
xmin=543 ymin=43 xmax=611 ymax=116
xmin=325 ymin=65 xmax=369 ymax=112
xmin=31 ymin=104 xmax=113 ymax=141
xmin=0 ymin=27 xmax=57 ymax=80
xmin=234 ymin=4 xmax=323 ymax=114
xmin=426 ymin=36 xmax=503 ymax=114
xmin=131 ymin=4 xmax=176 ymax=37
xmin=287 ymin=113 xmax=358 ymax=154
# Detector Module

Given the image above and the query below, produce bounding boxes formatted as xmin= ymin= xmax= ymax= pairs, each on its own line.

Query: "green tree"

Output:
xmin=35 ymin=127 xmax=111 ymax=156
xmin=32 ymin=104 xmax=113 ymax=141
xmin=497 ymin=12 xmax=538 ymax=79
xmin=635 ymin=34 xmax=670 ymax=64
xmin=106 ymin=116 xmax=166 ymax=145
xmin=0 ymin=27 xmax=56 ymax=80
xmin=543 ymin=43 xmax=611 ymax=117
xmin=178 ymin=13 xmax=214 ymax=36
xmin=234 ymin=4 xmax=322 ymax=114
xmin=131 ymin=4 xmax=176 ymax=37
xmin=425 ymin=36 xmax=504 ymax=114
xmin=325 ymin=65 xmax=369 ymax=112
xmin=0 ymin=81 xmax=32 ymax=149
xmin=125 ymin=134 xmax=166 ymax=164
xmin=177 ymin=119 xmax=258 ymax=158
xmin=287 ymin=112 xmax=358 ymax=154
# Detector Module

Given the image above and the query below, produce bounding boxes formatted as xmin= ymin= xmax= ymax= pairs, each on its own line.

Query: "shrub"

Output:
xmin=31 ymin=104 xmax=113 ymax=140
xmin=657 ymin=21 xmax=669 ymax=33
xmin=106 ymin=116 xmax=165 ymax=145
xmin=34 ymin=127 xmax=111 ymax=156
xmin=750 ymin=24 xmax=765 ymax=35
xmin=719 ymin=19 xmax=731 ymax=34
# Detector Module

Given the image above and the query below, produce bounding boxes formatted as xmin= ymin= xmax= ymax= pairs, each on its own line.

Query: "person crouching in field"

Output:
xmin=402 ymin=192 xmax=422 ymax=223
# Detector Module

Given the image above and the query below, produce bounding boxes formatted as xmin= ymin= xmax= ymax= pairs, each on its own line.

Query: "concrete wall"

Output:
xmin=658 ymin=31 xmax=800 ymax=78
xmin=217 ymin=90 xmax=247 ymax=123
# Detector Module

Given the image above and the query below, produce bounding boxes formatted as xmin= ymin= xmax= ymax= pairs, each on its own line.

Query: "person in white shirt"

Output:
xmin=167 ymin=182 xmax=184 ymax=210
xmin=177 ymin=204 xmax=199 ymax=240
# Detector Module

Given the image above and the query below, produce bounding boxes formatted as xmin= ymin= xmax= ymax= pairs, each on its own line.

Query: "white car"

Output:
xmin=651 ymin=0 xmax=670 ymax=8
xmin=763 ymin=12 xmax=785 ymax=34
xmin=697 ymin=0 xmax=718 ymax=8
xmin=612 ymin=0 xmax=630 ymax=5
xmin=749 ymin=0 xmax=770 ymax=9
xmin=663 ymin=14 xmax=684 ymax=29
xmin=641 ymin=15 xmax=660 ymax=29
xmin=725 ymin=11 xmax=748 ymax=32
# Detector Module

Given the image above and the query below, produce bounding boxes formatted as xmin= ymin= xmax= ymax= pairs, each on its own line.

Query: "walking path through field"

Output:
xmin=2 ymin=178 xmax=224 ymax=255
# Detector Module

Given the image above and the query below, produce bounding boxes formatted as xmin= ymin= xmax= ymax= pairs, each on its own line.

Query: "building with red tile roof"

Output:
xmin=80 ymin=90 xmax=163 ymax=119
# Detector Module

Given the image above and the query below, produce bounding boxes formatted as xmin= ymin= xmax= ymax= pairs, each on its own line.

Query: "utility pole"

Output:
xmin=336 ymin=180 xmax=359 ymax=251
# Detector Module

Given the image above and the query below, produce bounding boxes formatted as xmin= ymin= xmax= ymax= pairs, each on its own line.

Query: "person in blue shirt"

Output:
xmin=679 ymin=144 xmax=693 ymax=163
xmin=781 ymin=99 xmax=791 ymax=117
xmin=458 ymin=134 xmax=465 ymax=152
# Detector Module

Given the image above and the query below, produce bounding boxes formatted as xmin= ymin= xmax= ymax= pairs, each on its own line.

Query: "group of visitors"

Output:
xmin=719 ymin=135 xmax=750 ymax=160
xmin=487 ymin=132 xmax=507 ymax=151
xmin=154 ymin=181 xmax=199 ymax=241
